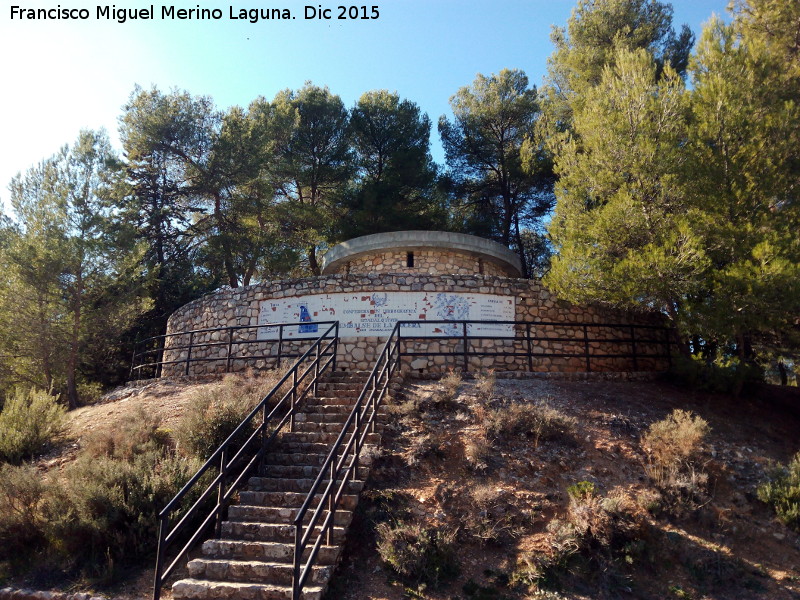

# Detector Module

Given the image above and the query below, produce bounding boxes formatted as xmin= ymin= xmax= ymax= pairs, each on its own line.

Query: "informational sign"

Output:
xmin=257 ymin=292 xmax=515 ymax=339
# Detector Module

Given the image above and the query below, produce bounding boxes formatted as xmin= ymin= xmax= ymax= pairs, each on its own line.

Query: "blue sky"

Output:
xmin=0 ymin=0 xmax=730 ymax=210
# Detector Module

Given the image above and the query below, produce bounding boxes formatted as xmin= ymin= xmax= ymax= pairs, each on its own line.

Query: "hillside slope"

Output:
xmin=21 ymin=375 xmax=800 ymax=600
xmin=330 ymin=376 xmax=800 ymax=600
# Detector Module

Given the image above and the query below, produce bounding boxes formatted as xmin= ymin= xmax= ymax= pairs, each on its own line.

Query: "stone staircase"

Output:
xmin=172 ymin=371 xmax=382 ymax=600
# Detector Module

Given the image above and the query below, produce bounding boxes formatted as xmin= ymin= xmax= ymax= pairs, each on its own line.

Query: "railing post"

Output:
xmin=293 ymin=524 xmax=302 ymax=600
xmin=260 ymin=403 xmax=268 ymax=475
xmin=462 ymin=321 xmax=469 ymax=373
xmin=332 ymin=323 xmax=338 ymax=372
xmin=630 ymin=326 xmax=638 ymax=371
xmin=370 ymin=372 xmax=378 ymax=433
xmin=526 ymin=323 xmax=534 ymax=372
xmin=185 ymin=331 xmax=194 ymax=376
xmin=157 ymin=338 xmax=165 ymax=379
xmin=277 ymin=325 xmax=284 ymax=369
xmin=327 ymin=460 xmax=336 ymax=545
xmin=216 ymin=448 xmax=227 ymax=538
xmin=226 ymin=327 xmax=234 ymax=373
xmin=291 ymin=368 xmax=297 ymax=432
xmin=583 ymin=325 xmax=591 ymax=372
xmin=153 ymin=515 xmax=167 ymax=600
xmin=314 ymin=343 xmax=320 ymax=397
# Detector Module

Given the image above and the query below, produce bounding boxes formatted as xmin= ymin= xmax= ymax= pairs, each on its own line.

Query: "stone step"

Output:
xmin=236 ymin=491 xmax=359 ymax=510
xmin=201 ymin=539 xmax=341 ymax=564
xmin=170 ymin=368 xmax=383 ymax=600
xmin=296 ymin=405 xmax=391 ymax=419
xmin=172 ymin=578 xmax=323 ymax=600
xmin=221 ymin=521 xmax=347 ymax=544
xmin=292 ymin=412 xmax=348 ymax=424
xmin=243 ymin=477 xmax=364 ymax=495
xmin=276 ymin=431 xmax=381 ymax=445
xmin=298 ymin=404 xmax=354 ymax=415
xmin=315 ymin=382 xmax=365 ymax=391
xmin=228 ymin=504 xmax=353 ymax=527
xmin=292 ymin=421 xmax=364 ymax=433
xmin=271 ymin=441 xmax=352 ymax=454
xmin=187 ymin=558 xmax=332 ymax=585
xmin=304 ymin=396 xmax=359 ymax=406
xmin=260 ymin=464 xmax=371 ymax=480
xmin=263 ymin=448 xmax=380 ymax=467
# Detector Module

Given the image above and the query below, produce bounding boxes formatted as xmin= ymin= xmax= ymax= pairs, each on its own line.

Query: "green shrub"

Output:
xmin=670 ymin=355 xmax=763 ymax=394
xmin=0 ymin=387 xmax=66 ymax=464
xmin=757 ymin=452 xmax=800 ymax=531
xmin=0 ymin=406 xmax=206 ymax=581
xmin=44 ymin=449 xmax=204 ymax=577
xmin=175 ymin=374 xmax=274 ymax=460
xmin=0 ymin=463 xmax=47 ymax=566
xmin=376 ymin=521 xmax=459 ymax=587
xmin=567 ymin=480 xmax=596 ymax=501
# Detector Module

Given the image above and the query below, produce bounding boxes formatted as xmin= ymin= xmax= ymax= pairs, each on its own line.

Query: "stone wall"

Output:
xmin=161 ymin=274 xmax=670 ymax=377
xmin=338 ymin=249 xmax=513 ymax=277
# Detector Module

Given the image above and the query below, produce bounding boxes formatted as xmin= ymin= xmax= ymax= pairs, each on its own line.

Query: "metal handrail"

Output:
xmin=287 ymin=318 xmax=672 ymax=598
xmin=152 ymin=321 xmax=339 ymax=600
xmin=394 ymin=319 xmax=672 ymax=373
xmin=291 ymin=322 xmax=402 ymax=599
xmin=131 ymin=321 xmax=339 ymax=379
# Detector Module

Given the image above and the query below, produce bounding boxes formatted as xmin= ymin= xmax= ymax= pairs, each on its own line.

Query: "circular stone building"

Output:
xmin=159 ymin=231 xmax=669 ymax=376
xmin=321 ymin=230 xmax=522 ymax=278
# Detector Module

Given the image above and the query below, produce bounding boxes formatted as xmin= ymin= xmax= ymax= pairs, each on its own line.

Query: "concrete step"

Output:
xmin=172 ymin=578 xmax=323 ymax=600
xmin=187 ymin=558 xmax=332 ymax=585
xmin=220 ymin=521 xmax=347 ymax=544
xmin=201 ymin=539 xmax=341 ymax=564
xmin=228 ymin=504 xmax=353 ymax=527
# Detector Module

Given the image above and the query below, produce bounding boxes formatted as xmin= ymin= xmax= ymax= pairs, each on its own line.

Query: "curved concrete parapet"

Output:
xmin=321 ymin=230 xmax=523 ymax=277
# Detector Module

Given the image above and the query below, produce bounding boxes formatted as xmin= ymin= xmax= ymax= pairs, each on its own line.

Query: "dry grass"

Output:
xmin=474 ymin=369 xmax=496 ymax=403
xmin=641 ymin=409 xmax=711 ymax=507
xmin=481 ymin=398 xmax=576 ymax=448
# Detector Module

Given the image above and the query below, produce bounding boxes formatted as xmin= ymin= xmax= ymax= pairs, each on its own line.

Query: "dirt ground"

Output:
xmin=21 ymin=375 xmax=800 ymax=600
xmin=328 ymin=376 xmax=800 ymax=600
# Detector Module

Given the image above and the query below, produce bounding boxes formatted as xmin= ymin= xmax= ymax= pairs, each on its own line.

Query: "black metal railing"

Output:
xmin=131 ymin=321 xmax=339 ymax=380
xmin=394 ymin=319 xmax=672 ymax=373
xmin=287 ymin=318 xmax=672 ymax=598
xmin=152 ymin=321 xmax=339 ymax=600
xmin=291 ymin=322 xmax=402 ymax=599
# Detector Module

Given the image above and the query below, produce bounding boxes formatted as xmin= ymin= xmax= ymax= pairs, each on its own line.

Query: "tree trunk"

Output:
xmin=778 ymin=360 xmax=788 ymax=386
xmin=308 ymin=246 xmax=320 ymax=276
xmin=66 ymin=271 xmax=82 ymax=410
xmin=512 ymin=211 xmax=529 ymax=278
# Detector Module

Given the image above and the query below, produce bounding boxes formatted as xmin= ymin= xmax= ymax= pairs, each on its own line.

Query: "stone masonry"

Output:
xmin=162 ymin=273 xmax=668 ymax=377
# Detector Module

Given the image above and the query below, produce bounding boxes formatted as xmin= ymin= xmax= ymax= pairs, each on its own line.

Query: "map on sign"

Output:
xmin=257 ymin=292 xmax=514 ymax=340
